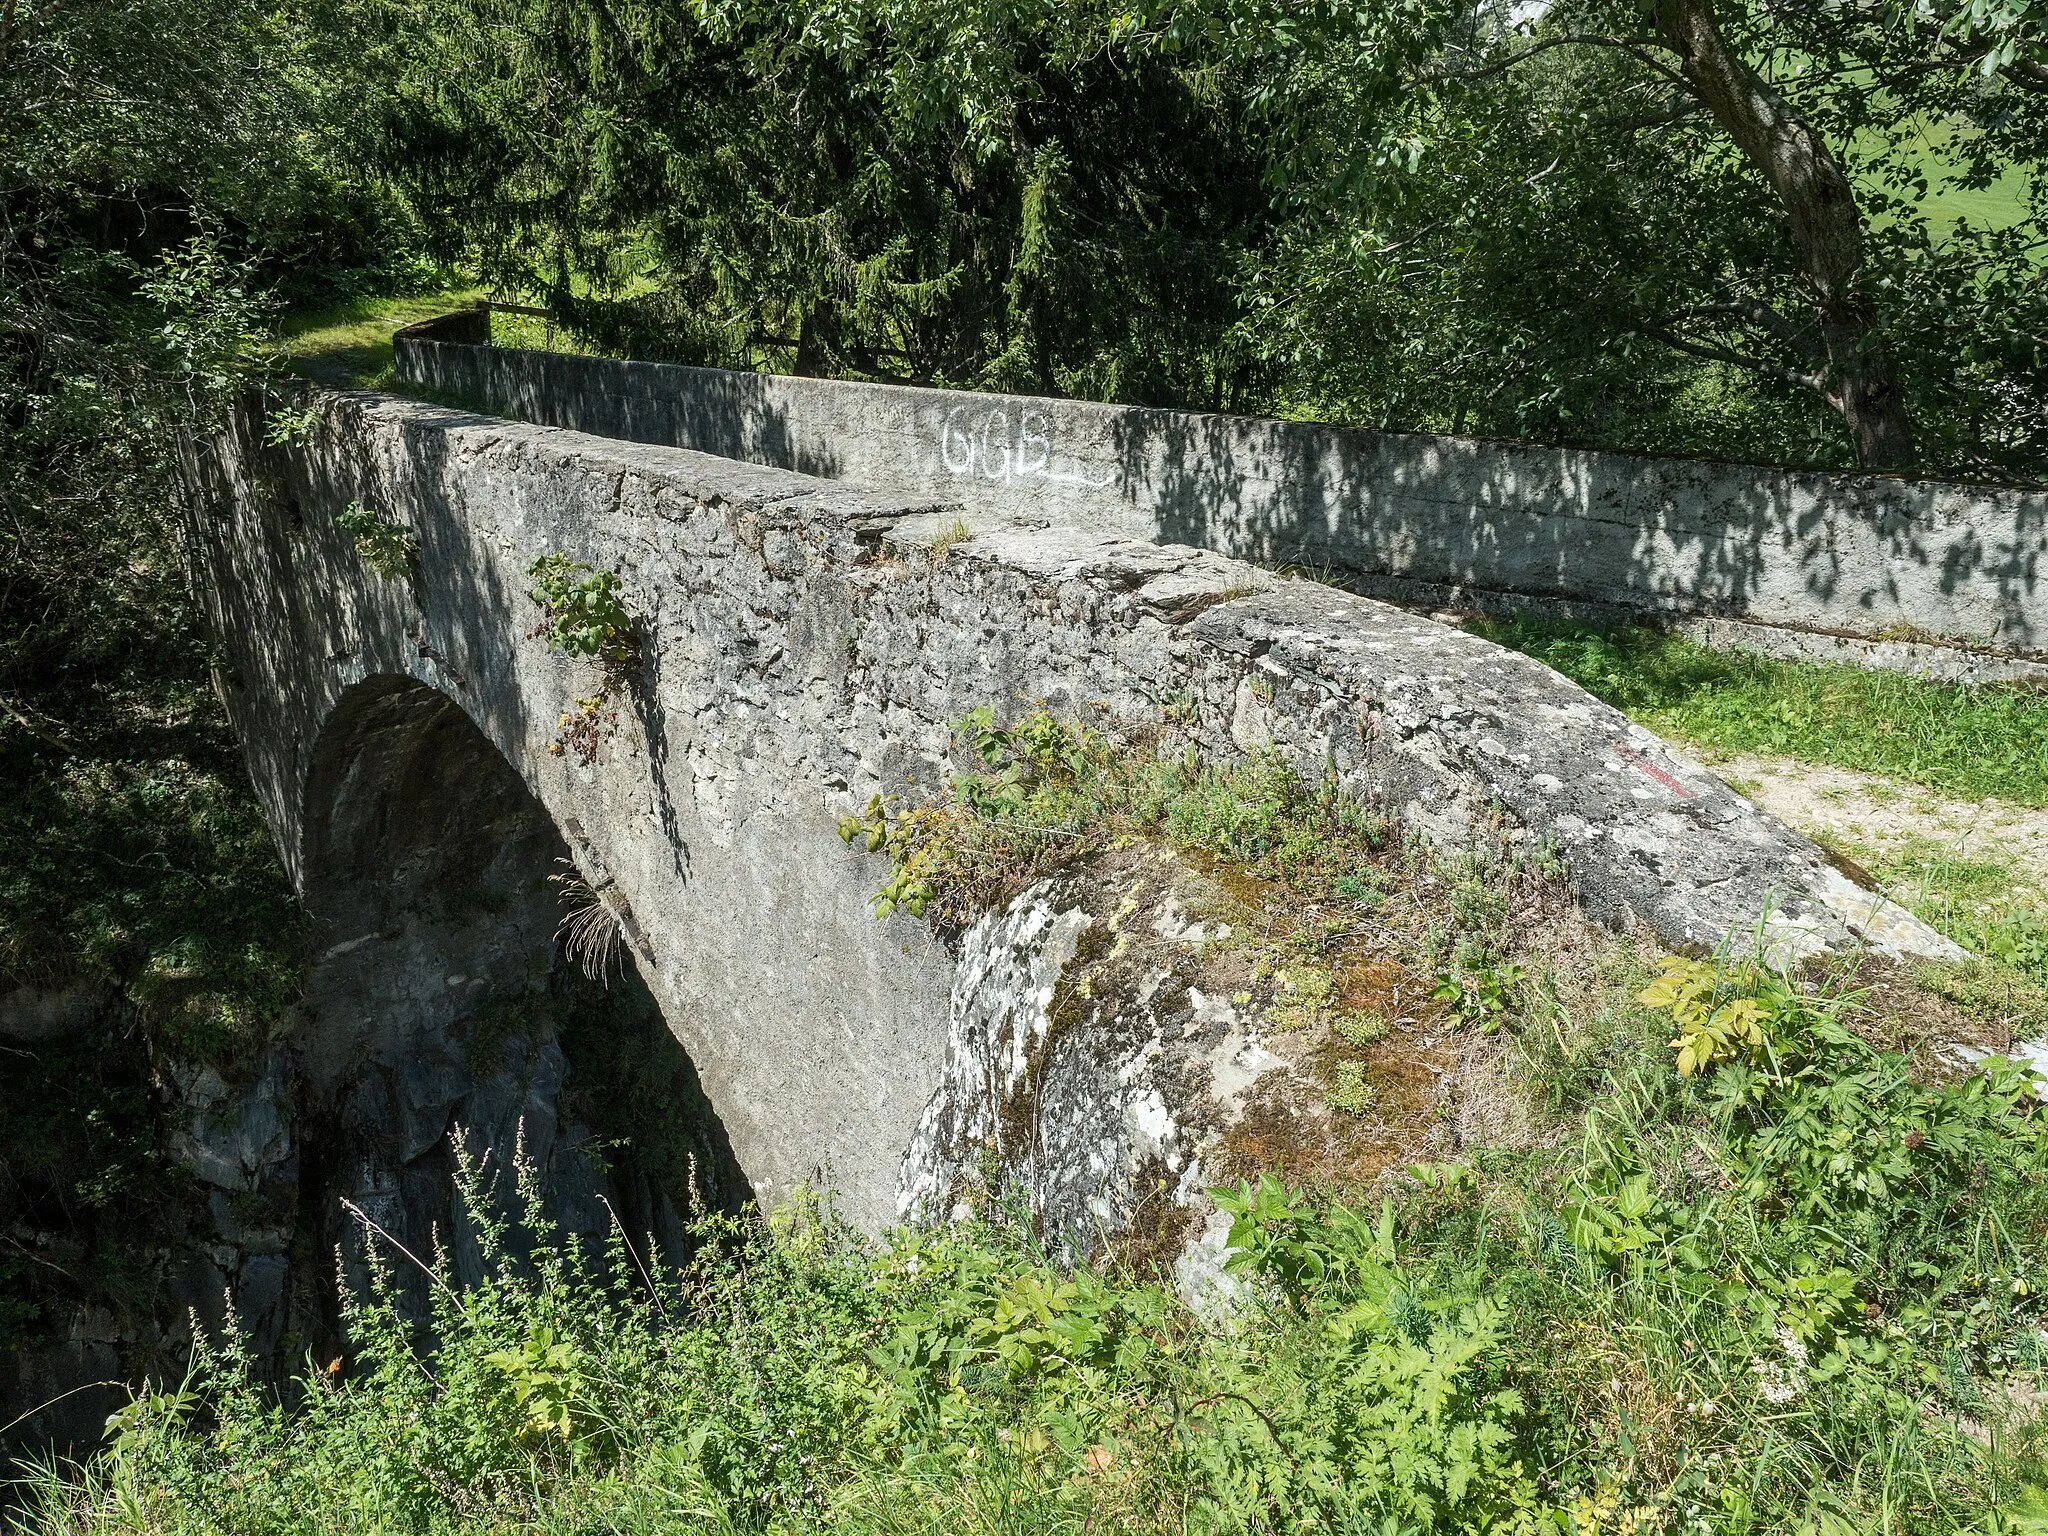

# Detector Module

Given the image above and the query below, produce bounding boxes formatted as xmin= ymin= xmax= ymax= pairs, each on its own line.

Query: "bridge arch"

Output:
xmin=292 ymin=673 xmax=749 ymax=1304
xmin=184 ymin=390 xmax=1957 ymax=1277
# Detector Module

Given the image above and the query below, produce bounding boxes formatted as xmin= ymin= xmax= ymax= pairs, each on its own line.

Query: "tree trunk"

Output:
xmin=1659 ymin=0 xmax=1916 ymax=468
xmin=794 ymin=307 xmax=831 ymax=377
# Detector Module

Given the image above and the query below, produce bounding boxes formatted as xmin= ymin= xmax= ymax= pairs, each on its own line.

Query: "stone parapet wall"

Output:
xmin=396 ymin=324 xmax=2048 ymax=657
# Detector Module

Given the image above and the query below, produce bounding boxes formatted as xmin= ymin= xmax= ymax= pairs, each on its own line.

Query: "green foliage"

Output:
xmin=1433 ymin=959 xmax=1528 ymax=1033
xmin=486 ymin=1322 xmax=590 ymax=1444
xmin=526 ymin=556 xmax=637 ymax=671
xmin=0 ymin=717 xmax=307 ymax=1358
xmin=1210 ymin=1179 xmax=1544 ymax=1533
xmin=261 ymin=404 xmax=320 ymax=448
xmin=20 ymin=1159 xmax=1554 ymax=1535
xmin=1334 ymin=1008 xmax=1389 ymax=1048
xmin=0 ymin=0 xmax=418 ymax=1396
xmin=1538 ymin=951 xmax=2048 ymax=1509
xmin=836 ymin=795 xmax=942 ymax=918
xmin=333 ymin=501 xmax=418 ymax=577
xmin=1184 ymin=0 xmax=2048 ymax=471
xmin=1870 ymin=840 xmax=2048 ymax=1004
xmin=840 ymin=706 xmax=1392 ymax=926
xmin=0 ymin=748 xmax=307 ymax=1031
xmin=19 ymin=951 xmax=2048 ymax=1533
xmin=1326 ymin=1060 xmax=1377 ymax=1114
xmin=524 ymin=557 xmax=640 ymax=759
xmin=373 ymin=0 xmax=1268 ymax=406
xmin=0 ymin=1028 xmax=194 ymax=1354
xmin=1481 ymin=616 xmax=2048 ymax=806
xmin=371 ymin=0 xmax=2048 ymax=474
xmin=1636 ymin=951 xmax=1802 ymax=1077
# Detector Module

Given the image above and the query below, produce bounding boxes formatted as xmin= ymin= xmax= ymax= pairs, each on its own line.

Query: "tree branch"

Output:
xmin=1430 ymin=33 xmax=1687 ymax=88
xmin=1644 ymin=322 xmax=1828 ymax=395
xmin=1674 ymin=296 xmax=1819 ymax=359
xmin=1594 ymin=98 xmax=1706 ymax=134
xmin=2000 ymin=58 xmax=2048 ymax=94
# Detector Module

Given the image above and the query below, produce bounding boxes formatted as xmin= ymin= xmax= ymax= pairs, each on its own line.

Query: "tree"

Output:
xmin=1658 ymin=0 xmax=1911 ymax=464
xmin=0 ymin=0 xmax=395 ymax=1367
xmin=371 ymin=0 xmax=2047 ymax=475
xmin=374 ymin=0 xmax=1272 ymax=406
xmin=1135 ymin=0 xmax=2047 ymax=472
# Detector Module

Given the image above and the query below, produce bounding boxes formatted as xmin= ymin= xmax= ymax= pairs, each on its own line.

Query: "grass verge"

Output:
xmin=1475 ymin=617 xmax=2048 ymax=807
xmin=276 ymin=288 xmax=484 ymax=387
xmin=24 ymin=710 xmax=2048 ymax=1533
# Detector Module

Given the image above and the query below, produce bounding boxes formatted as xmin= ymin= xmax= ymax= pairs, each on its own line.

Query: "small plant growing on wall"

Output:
xmin=548 ymin=859 xmax=623 ymax=982
xmin=527 ymin=554 xmax=638 ymax=764
xmin=263 ymin=402 xmax=320 ymax=449
xmin=334 ymin=501 xmax=418 ymax=577
xmin=528 ymin=555 xmax=636 ymax=667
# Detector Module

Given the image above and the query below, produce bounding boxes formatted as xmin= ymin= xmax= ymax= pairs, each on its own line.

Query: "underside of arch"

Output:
xmin=290 ymin=674 xmax=750 ymax=1317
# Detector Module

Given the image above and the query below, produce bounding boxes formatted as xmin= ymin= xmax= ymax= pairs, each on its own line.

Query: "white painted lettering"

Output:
xmin=941 ymin=406 xmax=976 ymax=474
xmin=934 ymin=404 xmax=1116 ymax=491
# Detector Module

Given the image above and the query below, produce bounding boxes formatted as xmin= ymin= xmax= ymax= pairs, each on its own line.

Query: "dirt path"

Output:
xmin=1700 ymin=751 xmax=2048 ymax=890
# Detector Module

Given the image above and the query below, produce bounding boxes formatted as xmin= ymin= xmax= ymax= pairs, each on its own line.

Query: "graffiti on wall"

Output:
xmin=938 ymin=405 xmax=1116 ymax=490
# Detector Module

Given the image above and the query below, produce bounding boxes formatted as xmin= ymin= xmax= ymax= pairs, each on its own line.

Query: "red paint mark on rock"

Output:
xmin=1613 ymin=742 xmax=1696 ymax=799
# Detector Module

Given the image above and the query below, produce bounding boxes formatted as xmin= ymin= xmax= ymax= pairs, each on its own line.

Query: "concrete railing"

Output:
xmin=395 ymin=315 xmax=2048 ymax=658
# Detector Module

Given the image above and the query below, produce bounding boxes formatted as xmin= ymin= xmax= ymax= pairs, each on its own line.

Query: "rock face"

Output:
xmin=900 ymin=854 xmax=1270 ymax=1263
xmin=174 ymin=389 xmax=1961 ymax=1269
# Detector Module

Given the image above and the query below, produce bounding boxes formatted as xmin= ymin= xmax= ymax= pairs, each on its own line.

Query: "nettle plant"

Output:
xmin=527 ymin=555 xmax=638 ymax=764
xmin=334 ymin=501 xmax=418 ymax=578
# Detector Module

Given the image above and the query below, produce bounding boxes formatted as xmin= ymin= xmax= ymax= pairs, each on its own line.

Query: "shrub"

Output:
xmin=333 ymin=500 xmax=417 ymax=577
xmin=526 ymin=554 xmax=635 ymax=671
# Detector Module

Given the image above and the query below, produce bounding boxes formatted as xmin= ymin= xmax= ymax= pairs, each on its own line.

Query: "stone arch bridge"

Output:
xmin=180 ymin=388 xmax=1959 ymax=1268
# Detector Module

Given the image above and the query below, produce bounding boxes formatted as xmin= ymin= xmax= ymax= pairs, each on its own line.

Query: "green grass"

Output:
xmin=1812 ymin=831 xmax=2048 ymax=1017
xmin=1478 ymin=617 xmax=2048 ymax=806
xmin=21 ymin=941 xmax=2048 ymax=1533
xmin=276 ymin=289 xmax=615 ymax=389
xmin=277 ymin=288 xmax=484 ymax=387
xmin=1866 ymin=119 xmax=2037 ymax=245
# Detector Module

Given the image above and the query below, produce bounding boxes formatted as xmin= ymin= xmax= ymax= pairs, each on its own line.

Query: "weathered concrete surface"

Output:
xmin=902 ymin=855 xmax=1287 ymax=1265
xmin=186 ymin=390 xmax=1960 ymax=1237
xmin=397 ymin=321 xmax=2048 ymax=656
